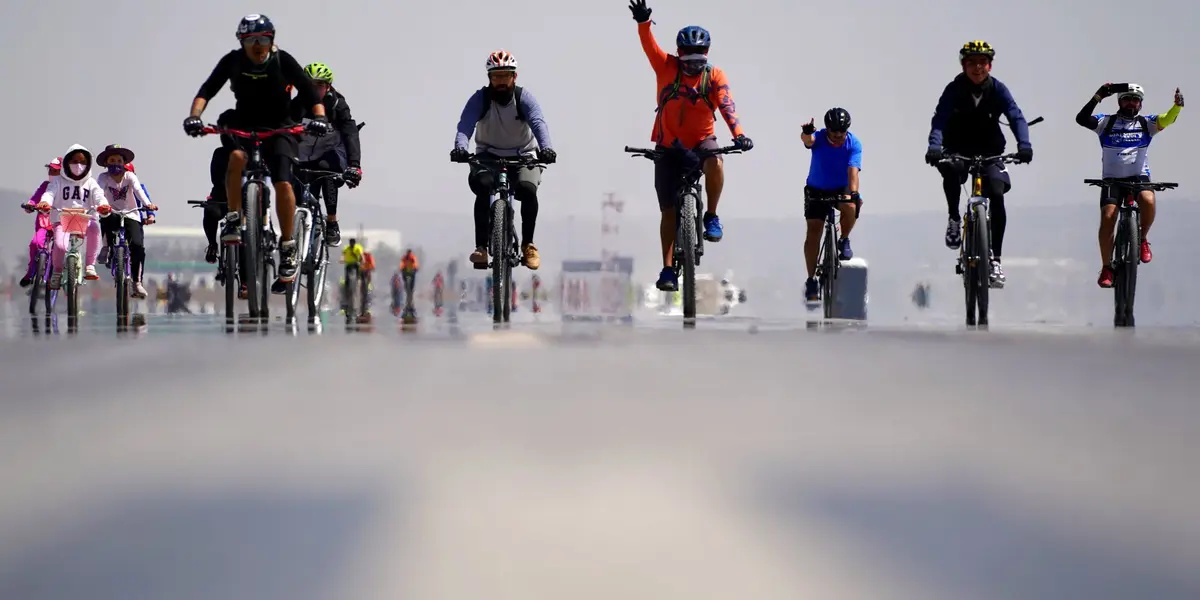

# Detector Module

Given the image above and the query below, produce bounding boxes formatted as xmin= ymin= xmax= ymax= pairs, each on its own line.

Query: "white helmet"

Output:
xmin=486 ymin=49 xmax=518 ymax=72
xmin=1120 ymin=83 xmax=1145 ymax=100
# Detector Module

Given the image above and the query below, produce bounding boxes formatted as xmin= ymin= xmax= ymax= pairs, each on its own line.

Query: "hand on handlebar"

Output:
xmin=537 ymin=148 xmax=557 ymax=164
xmin=344 ymin=166 xmax=362 ymax=188
xmin=35 ymin=201 xmax=51 ymax=212
xmin=1014 ymin=146 xmax=1033 ymax=164
xmin=96 ymin=204 xmax=112 ymax=216
xmin=733 ymin=134 xmax=754 ymax=151
xmin=183 ymin=116 xmax=204 ymax=137
xmin=22 ymin=203 xmax=35 ymax=214
xmin=450 ymin=147 xmax=470 ymax=163
xmin=925 ymin=147 xmax=943 ymax=166
xmin=305 ymin=116 xmax=332 ymax=137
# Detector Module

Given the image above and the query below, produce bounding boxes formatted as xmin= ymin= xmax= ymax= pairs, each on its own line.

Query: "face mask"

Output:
xmin=679 ymin=55 xmax=708 ymax=76
xmin=69 ymin=163 xmax=87 ymax=177
xmin=106 ymin=164 xmax=125 ymax=175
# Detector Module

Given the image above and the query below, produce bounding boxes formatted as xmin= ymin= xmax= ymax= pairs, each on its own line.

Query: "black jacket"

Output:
xmin=928 ymin=74 xmax=1031 ymax=155
xmin=196 ymin=49 xmax=319 ymax=129
xmin=291 ymin=88 xmax=362 ymax=168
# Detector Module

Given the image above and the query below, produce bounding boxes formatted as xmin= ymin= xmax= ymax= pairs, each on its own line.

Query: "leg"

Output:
xmin=316 ymin=151 xmax=346 ymax=245
xmin=225 ymin=149 xmax=247 ymax=215
xmin=468 ymin=164 xmax=495 ymax=263
xmin=513 ymin=165 xmax=544 ymax=269
xmin=1098 ymin=184 xmax=1120 ymax=280
xmin=697 ymin=137 xmax=724 ymax=242
xmin=84 ymin=220 xmax=102 ymax=268
xmin=126 ymin=220 xmax=146 ymax=282
xmin=982 ymin=166 xmax=1012 ymax=286
xmin=835 ymin=196 xmax=860 ymax=259
xmin=267 ymin=135 xmax=300 ymax=281
xmin=1136 ymin=188 xmax=1155 ymax=263
xmin=803 ymin=220 xmax=824 ymax=277
xmin=51 ymin=224 xmax=66 ymax=271
xmin=937 ymin=162 xmax=968 ymax=248
xmin=206 ymin=146 xmax=231 ymax=251
xmin=99 ymin=214 xmax=118 ymax=248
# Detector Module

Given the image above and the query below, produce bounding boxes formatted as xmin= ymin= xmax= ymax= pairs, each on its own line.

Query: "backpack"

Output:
xmin=1101 ymin=113 xmax=1150 ymax=142
xmin=478 ymin=86 xmax=526 ymax=121
xmin=656 ymin=63 xmax=713 ymax=113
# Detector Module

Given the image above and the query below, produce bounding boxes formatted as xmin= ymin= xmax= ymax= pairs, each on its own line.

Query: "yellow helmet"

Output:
xmin=304 ymin=62 xmax=334 ymax=84
xmin=959 ymin=40 xmax=995 ymax=61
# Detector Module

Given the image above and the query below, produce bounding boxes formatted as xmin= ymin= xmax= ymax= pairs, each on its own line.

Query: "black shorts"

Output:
xmin=936 ymin=160 xmax=1011 ymax=197
xmin=653 ymin=136 xmax=719 ymax=211
xmin=220 ymin=112 xmax=299 ymax=185
xmin=1099 ymin=175 xmax=1150 ymax=206
xmin=804 ymin=186 xmax=861 ymax=220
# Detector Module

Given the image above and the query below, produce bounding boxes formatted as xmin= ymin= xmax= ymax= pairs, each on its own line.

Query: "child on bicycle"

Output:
xmin=20 ymin=157 xmax=61 ymax=288
xmin=33 ymin=144 xmax=111 ymax=289
xmin=96 ymin=145 xmax=158 ymax=298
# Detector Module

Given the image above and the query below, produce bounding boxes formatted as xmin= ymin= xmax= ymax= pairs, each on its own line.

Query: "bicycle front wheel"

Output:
xmin=971 ymin=203 xmax=991 ymax=326
xmin=491 ymin=197 xmax=507 ymax=324
xmin=29 ymin=253 xmax=45 ymax=315
xmin=306 ymin=226 xmax=327 ymax=322
xmin=65 ymin=255 xmax=79 ymax=319
xmin=680 ymin=191 xmax=698 ymax=321
xmin=243 ymin=183 xmax=264 ymax=319
xmin=1114 ymin=209 xmax=1139 ymax=327
xmin=114 ymin=246 xmax=129 ymax=317
xmin=822 ymin=224 xmax=838 ymax=319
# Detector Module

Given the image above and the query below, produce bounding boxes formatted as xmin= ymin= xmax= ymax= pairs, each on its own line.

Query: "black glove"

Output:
xmin=1095 ymin=83 xmax=1113 ymax=99
xmin=848 ymin=191 xmax=861 ymax=203
xmin=183 ymin=116 xmax=204 ymax=137
xmin=801 ymin=121 xmax=816 ymax=136
xmin=344 ymin=166 xmax=362 ymax=188
xmin=1175 ymin=87 xmax=1184 ymax=107
xmin=925 ymin=147 xmax=943 ymax=165
xmin=306 ymin=117 xmax=331 ymax=137
xmin=537 ymin=148 xmax=557 ymax=164
xmin=628 ymin=0 xmax=652 ymax=23
xmin=733 ymin=134 xmax=753 ymax=151
xmin=450 ymin=148 xmax=471 ymax=163
xmin=1015 ymin=146 xmax=1033 ymax=164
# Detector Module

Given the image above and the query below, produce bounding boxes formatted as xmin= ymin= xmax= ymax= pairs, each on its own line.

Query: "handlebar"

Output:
xmin=624 ymin=145 xmax=743 ymax=161
xmin=937 ymin=153 xmax=1023 ymax=167
xmin=295 ymin=167 xmax=345 ymax=184
xmin=452 ymin=153 xmax=548 ymax=167
xmin=1084 ymin=178 xmax=1178 ymax=192
xmin=200 ymin=124 xmax=306 ymax=139
xmin=187 ymin=199 xmax=216 ymax=208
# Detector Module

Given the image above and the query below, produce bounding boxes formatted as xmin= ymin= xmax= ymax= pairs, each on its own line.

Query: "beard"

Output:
xmin=489 ymin=85 xmax=515 ymax=105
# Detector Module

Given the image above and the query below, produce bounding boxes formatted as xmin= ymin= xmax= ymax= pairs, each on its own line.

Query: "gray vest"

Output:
xmin=475 ymin=99 xmax=536 ymax=157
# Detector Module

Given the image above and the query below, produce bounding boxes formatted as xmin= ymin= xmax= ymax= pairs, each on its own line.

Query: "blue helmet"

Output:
xmin=236 ymin=14 xmax=275 ymax=39
xmin=676 ymin=26 xmax=711 ymax=49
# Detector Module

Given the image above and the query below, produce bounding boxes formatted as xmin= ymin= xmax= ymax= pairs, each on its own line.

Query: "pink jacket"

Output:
xmin=27 ymin=181 xmax=51 ymax=231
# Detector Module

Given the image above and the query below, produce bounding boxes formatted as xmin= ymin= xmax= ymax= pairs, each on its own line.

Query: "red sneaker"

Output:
xmin=1140 ymin=239 xmax=1153 ymax=263
xmin=1097 ymin=266 xmax=1114 ymax=288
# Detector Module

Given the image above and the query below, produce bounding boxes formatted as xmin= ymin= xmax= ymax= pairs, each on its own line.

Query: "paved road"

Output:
xmin=0 ymin=311 xmax=1198 ymax=600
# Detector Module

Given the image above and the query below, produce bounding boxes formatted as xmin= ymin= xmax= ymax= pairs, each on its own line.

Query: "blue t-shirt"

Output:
xmin=806 ymin=130 xmax=863 ymax=190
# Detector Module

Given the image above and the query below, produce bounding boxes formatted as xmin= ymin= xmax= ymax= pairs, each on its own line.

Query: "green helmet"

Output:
xmin=304 ymin=62 xmax=334 ymax=84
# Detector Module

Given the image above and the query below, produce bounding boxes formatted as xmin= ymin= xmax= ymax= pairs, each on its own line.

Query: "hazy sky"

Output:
xmin=3 ymin=0 xmax=1198 ymax=227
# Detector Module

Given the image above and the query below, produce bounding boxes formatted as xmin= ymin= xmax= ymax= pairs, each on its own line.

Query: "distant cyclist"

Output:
xmin=450 ymin=50 xmax=556 ymax=271
xmin=291 ymin=62 xmax=363 ymax=246
xmin=183 ymin=13 xmax=330 ymax=286
xmin=20 ymin=157 xmax=60 ymax=288
xmin=925 ymin=40 xmax=1033 ymax=288
xmin=628 ymin=0 xmax=753 ymax=292
xmin=95 ymin=145 xmax=158 ymax=298
xmin=1076 ymin=83 xmax=1183 ymax=288
xmin=801 ymin=108 xmax=862 ymax=302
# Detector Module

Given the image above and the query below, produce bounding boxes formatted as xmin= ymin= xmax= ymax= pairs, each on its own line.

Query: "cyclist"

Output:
xmin=95 ymin=145 xmax=158 ymax=299
xmin=291 ymin=62 xmax=363 ymax=246
xmin=20 ymin=157 xmax=61 ymax=288
xmin=1076 ymin=83 xmax=1184 ymax=288
xmin=183 ymin=13 xmax=331 ymax=287
xmin=450 ymin=49 xmax=557 ymax=271
xmin=925 ymin=40 xmax=1033 ymax=288
xmin=341 ymin=236 xmax=365 ymax=299
xmin=627 ymin=0 xmax=753 ymax=291
xmin=800 ymin=108 xmax=863 ymax=302
xmin=33 ymin=144 xmax=112 ymax=288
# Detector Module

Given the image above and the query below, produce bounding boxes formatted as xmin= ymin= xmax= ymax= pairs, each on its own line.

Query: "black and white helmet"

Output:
xmin=824 ymin=107 xmax=851 ymax=131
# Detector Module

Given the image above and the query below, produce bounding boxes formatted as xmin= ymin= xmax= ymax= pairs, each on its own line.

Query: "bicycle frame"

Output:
xmin=807 ymin=193 xmax=844 ymax=319
xmin=290 ymin=167 xmax=341 ymax=324
xmin=20 ymin=203 xmax=57 ymax=314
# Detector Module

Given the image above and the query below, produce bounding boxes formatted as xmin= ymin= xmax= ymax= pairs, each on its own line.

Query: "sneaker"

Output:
xmin=703 ymin=213 xmax=723 ymax=242
xmin=1140 ymin=239 xmax=1152 ymax=263
xmin=271 ymin=279 xmax=288 ymax=295
xmin=220 ymin=213 xmax=241 ymax=244
xmin=238 ymin=284 xmax=248 ymax=300
xmin=945 ymin=217 xmax=962 ymax=249
xmin=19 ymin=276 xmax=32 ymax=288
xmin=989 ymin=260 xmax=1006 ymax=288
xmin=325 ymin=220 xmax=341 ymax=246
xmin=838 ymin=237 xmax=853 ymax=260
xmin=277 ymin=241 xmax=299 ymax=282
xmin=132 ymin=281 xmax=147 ymax=298
xmin=84 ymin=265 xmax=99 ymax=280
xmin=1098 ymin=266 xmax=1114 ymax=288
xmin=655 ymin=267 xmax=678 ymax=292
xmin=523 ymin=243 xmax=540 ymax=270
xmin=49 ymin=271 xmax=62 ymax=290
xmin=205 ymin=244 xmax=219 ymax=264
xmin=469 ymin=247 xmax=488 ymax=266
xmin=805 ymin=277 xmax=820 ymax=302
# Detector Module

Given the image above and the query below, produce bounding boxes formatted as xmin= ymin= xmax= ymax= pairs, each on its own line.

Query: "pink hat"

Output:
xmin=46 ymin=157 xmax=63 ymax=170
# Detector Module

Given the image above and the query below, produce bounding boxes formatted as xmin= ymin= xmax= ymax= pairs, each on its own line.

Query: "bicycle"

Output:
xmin=198 ymin=124 xmax=305 ymax=322
xmin=1083 ymin=178 xmax=1178 ymax=327
xmin=342 ymin=262 xmax=369 ymax=323
xmin=103 ymin=207 xmax=147 ymax=317
xmin=624 ymin=144 xmax=742 ymax=321
xmin=453 ymin=153 xmax=548 ymax=324
xmin=187 ymin=198 xmax=243 ymax=324
xmin=804 ymin=190 xmax=848 ymax=319
xmin=18 ymin=203 xmax=56 ymax=315
xmin=288 ymin=166 xmax=342 ymax=324
xmin=43 ymin=207 xmax=99 ymax=322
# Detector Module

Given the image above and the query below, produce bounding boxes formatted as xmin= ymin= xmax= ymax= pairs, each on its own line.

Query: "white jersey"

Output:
xmin=1091 ymin=113 xmax=1163 ymax=178
xmin=40 ymin=144 xmax=109 ymax=223
xmin=96 ymin=171 xmax=151 ymax=222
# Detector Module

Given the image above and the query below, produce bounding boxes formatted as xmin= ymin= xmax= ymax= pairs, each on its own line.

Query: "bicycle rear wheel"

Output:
xmin=680 ymin=191 xmax=698 ymax=321
xmin=29 ymin=253 xmax=45 ymax=315
xmin=491 ymin=197 xmax=507 ymax=324
xmin=821 ymin=223 xmax=838 ymax=319
xmin=971 ymin=203 xmax=991 ymax=326
xmin=114 ymin=246 xmax=129 ymax=316
xmin=285 ymin=210 xmax=307 ymax=323
xmin=1114 ymin=210 xmax=1139 ymax=327
xmin=223 ymin=245 xmax=238 ymax=325
xmin=243 ymin=183 xmax=264 ymax=320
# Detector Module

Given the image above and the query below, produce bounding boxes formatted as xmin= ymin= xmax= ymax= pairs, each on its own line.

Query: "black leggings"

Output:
xmin=99 ymin=216 xmax=145 ymax=281
xmin=470 ymin=175 xmax=539 ymax=248
xmin=297 ymin=150 xmax=345 ymax=217
xmin=939 ymin=162 xmax=1010 ymax=259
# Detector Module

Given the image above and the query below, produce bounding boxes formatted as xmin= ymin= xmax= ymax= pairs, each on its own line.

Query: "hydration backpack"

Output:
xmin=478 ymin=86 xmax=526 ymax=121
xmin=656 ymin=63 xmax=713 ymax=112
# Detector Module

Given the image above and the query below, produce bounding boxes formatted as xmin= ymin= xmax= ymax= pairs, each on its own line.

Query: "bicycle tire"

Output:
xmin=962 ymin=216 xmax=977 ymax=326
xmin=822 ymin=223 xmax=837 ymax=319
xmin=503 ymin=207 xmax=514 ymax=323
xmin=1114 ymin=209 xmax=1139 ymax=327
xmin=491 ymin=196 xmax=506 ymax=324
xmin=29 ymin=253 xmax=45 ymax=315
xmin=344 ymin=267 xmax=359 ymax=322
xmin=972 ymin=203 xmax=991 ymax=326
xmin=243 ymin=183 xmax=263 ymax=319
xmin=306 ymin=227 xmax=327 ymax=322
xmin=285 ymin=210 xmax=307 ymax=323
xmin=680 ymin=191 xmax=698 ymax=321
xmin=65 ymin=255 xmax=78 ymax=319
xmin=114 ymin=246 xmax=129 ymax=316
xmin=223 ymin=245 xmax=238 ymax=325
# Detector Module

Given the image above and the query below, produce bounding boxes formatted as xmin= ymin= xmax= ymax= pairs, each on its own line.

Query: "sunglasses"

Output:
xmin=240 ymin=35 xmax=273 ymax=47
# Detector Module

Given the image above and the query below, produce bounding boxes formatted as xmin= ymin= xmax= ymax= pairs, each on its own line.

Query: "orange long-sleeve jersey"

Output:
xmin=639 ymin=21 xmax=744 ymax=148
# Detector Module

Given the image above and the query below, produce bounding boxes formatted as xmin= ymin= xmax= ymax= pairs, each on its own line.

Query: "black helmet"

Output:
xmin=824 ymin=107 xmax=851 ymax=132
xmin=236 ymin=14 xmax=275 ymax=39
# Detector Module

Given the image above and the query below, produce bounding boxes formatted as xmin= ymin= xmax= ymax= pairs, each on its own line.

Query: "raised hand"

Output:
xmin=1175 ymin=87 xmax=1184 ymax=107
